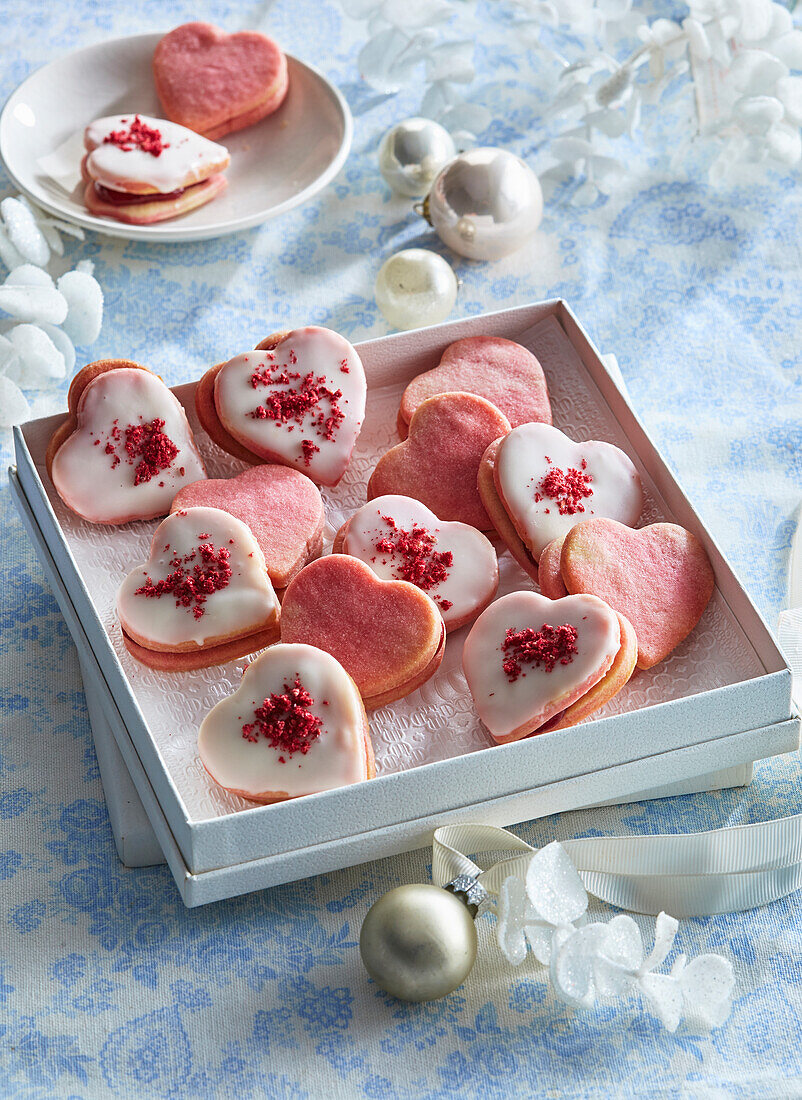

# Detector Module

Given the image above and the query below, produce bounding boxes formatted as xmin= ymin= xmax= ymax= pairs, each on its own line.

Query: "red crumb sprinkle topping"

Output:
xmin=134 ymin=539 xmax=232 ymax=620
xmin=534 ymin=458 xmax=593 ymax=516
xmin=102 ymin=417 xmax=179 ymax=485
xmin=247 ymin=353 xmax=346 ymax=465
xmin=103 ymin=116 xmax=169 ymax=157
xmin=241 ymin=676 xmax=323 ymax=757
xmin=502 ymin=623 xmax=579 ymax=682
xmin=373 ymin=515 xmax=453 ymax=612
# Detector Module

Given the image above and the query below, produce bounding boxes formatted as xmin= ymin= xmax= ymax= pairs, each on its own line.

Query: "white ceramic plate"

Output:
xmin=0 ymin=33 xmax=352 ymax=242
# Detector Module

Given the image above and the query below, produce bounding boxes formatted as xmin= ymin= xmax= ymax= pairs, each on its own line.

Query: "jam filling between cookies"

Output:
xmin=103 ymin=116 xmax=169 ymax=157
xmin=134 ymin=539 xmax=233 ymax=621
xmin=96 ymin=417 xmax=180 ymax=486
xmin=93 ymin=182 xmax=189 ymax=205
xmin=534 ymin=457 xmax=593 ymax=516
xmin=247 ymin=354 xmax=346 ymax=466
xmin=241 ymin=676 xmax=323 ymax=761
xmin=372 ymin=515 xmax=454 ymax=612
xmin=502 ymin=623 xmax=579 ymax=683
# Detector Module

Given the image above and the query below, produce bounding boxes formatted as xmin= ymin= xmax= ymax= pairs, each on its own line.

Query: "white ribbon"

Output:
xmin=432 ymin=815 xmax=802 ymax=917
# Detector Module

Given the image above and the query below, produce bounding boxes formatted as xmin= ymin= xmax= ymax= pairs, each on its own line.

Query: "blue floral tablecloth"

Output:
xmin=2 ymin=1 xmax=802 ymax=1096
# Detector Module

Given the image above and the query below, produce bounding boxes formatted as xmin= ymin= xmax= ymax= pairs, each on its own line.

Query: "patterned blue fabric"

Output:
xmin=2 ymin=1 xmax=801 ymax=1096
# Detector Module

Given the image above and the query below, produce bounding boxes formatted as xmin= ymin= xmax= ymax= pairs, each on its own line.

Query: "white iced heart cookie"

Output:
xmin=117 ymin=506 xmax=279 ymax=660
xmin=336 ymin=494 xmax=498 ymax=631
xmin=462 ymin=591 xmax=622 ymax=743
xmin=49 ymin=361 xmax=207 ymax=525
xmin=84 ymin=114 xmax=230 ymax=194
xmin=198 ymin=643 xmax=374 ymax=803
xmin=495 ymin=423 xmax=643 ymax=560
xmin=213 ymin=326 xmax=367 ymax=486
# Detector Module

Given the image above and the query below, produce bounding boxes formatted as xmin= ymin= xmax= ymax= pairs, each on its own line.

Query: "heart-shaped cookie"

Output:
xmin=198 ymin=327 xmax=366 ymax=487
xmin=368 ymin=392 xmax=510 ymax=531
xmin=560 ymin=519 xmax=715 ymax=669
xmin=462 ymin=591 xmax=630 ymax=743
xmin=333 ymin=494 xmax=498 ymax=631
xmin=481 ymin=422 xmax=643 ymax=562
xmin=47 ymin=359 xmax=206 ymax=525
xmin=280 ymin=555 xmax=445 ymax=708
xmin=171 ymin=465 xmax=324 ymax=592
xmin=117 ymin=506 xmax=280 ymax=670
xmin=398 ymin=335 xmax=551 ymax=438
xmin=198 ymin=643 xmax=374 ymax=804
xmin=153 ymin=22 xmax=289 ymax=141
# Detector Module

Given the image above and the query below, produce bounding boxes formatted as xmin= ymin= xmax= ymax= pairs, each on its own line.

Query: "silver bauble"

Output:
xmin=374 ymin=248 xmax=458 ymax=331
xmin=359 ymin=884 xmax=478 ymax=1002
xmin=378 ymin=118 xmax=456 ymax=198
xmin=423 ymin=147 xmax=543 ymax=261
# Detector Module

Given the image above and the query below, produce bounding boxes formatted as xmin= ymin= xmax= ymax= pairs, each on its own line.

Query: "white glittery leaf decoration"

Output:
xmin=493 ymin=842 xmax=734 ymax=1031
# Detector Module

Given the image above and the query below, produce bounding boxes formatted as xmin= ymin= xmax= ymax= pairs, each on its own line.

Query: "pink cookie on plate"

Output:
xmin=368 ymin=392 xmax=511 ymax=531
xmin=481 ymin=422 xmax=643 ymax=563
xmin=153 ymin=23 xmax=289 ymax=141
xmin=198 ymin=643 xmax=374 ymax=804
xmin=463 ymin=590 xmax=635 ymax=743
xmin=561 ymin=519 xmax=715 ymax=669
xmin=398 ymin=335 xmax=551 ymax=438
xmin=333 ymin=494 xmax=499 ymax=631
xmin=82 ymin=114 xmax=229 ymax=225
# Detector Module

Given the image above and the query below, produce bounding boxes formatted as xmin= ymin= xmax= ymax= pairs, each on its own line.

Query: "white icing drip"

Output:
xmin=462 ymin=591 xmax=621 ymax=741
xmin=214 ymin=327 xmax=367 ymax=487
xmin=342 ymin=494 xmax=498 ymax=628
xmin=496 ymin=423 xmax=643 ymax=559
xmin=51 ymin=368 xmax=207 ymax=524
xmin=117 ymin=506 xmax=279 ymax=648
xmin=198 ymin=643 xmax=369 ymax=799
xmin=85 ymin=114 xmax=229 ymax=193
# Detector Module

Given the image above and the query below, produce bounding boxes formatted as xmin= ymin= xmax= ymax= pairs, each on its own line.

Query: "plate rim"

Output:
xmin=0 ymin=31 xmax=353 ymax=243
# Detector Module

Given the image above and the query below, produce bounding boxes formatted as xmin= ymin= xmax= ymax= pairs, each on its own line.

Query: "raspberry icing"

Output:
xmin=117 ymin=507 xmax=279 ymax=648
xmin=495 ymin=423 xmax=643 ymax=560
xmin=462 ymin=591 xmax=621 ymax=742
xmin=50 ymin=367 xmax=206 ymax=525
xmin=214 ymin=327 xmax=367 ymax=487
xmin=341 ymin=495 xmax=498 ymax=631
xmin=84 ymin=114 xmax=229 ymax=194
xmin=198 ymin=643 xmax=370 ymax=801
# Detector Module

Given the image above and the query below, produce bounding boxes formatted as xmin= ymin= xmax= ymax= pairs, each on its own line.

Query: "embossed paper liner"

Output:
xmin=12 ymin=301 xmax=794 ymax=895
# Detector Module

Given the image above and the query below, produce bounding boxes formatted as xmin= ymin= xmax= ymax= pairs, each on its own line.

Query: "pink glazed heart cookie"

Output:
xmin=398 ymin=335 xmax=551 ymax=438
xmin=47 ymin=359 xmax=206 ymax=525
xmin=153 ymin=23 xmax=289 ymax=141
xmin=561 ymin=519 xmax=715 ymax=669
xmin=463 ymin=591 xmax=635 ymax=743
xmin=198 ymin=327 xmax=366 ymax=487
xmin=117 ymin=506 xmax=280 ymax=670
xmin=171 ymin=465 xmax=324 ymax=592
xmin=198 ymin=643 xmax=374 ymax=804
xmin=82 ymin=114 xmax=229 ymax=225
xmin=333 ymin=495 xmax=498 ymax=631
xmin=481 ymin=423 xmax=643 ymax=563
xmin=280 ymin=555 xmax=445 ymax=709
xmin=368 ymin=392 xmax=511 ymax=531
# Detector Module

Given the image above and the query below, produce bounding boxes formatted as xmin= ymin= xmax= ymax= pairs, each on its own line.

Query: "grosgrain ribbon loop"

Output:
xmin=433 ymin=814 xmax=802 ymax=917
